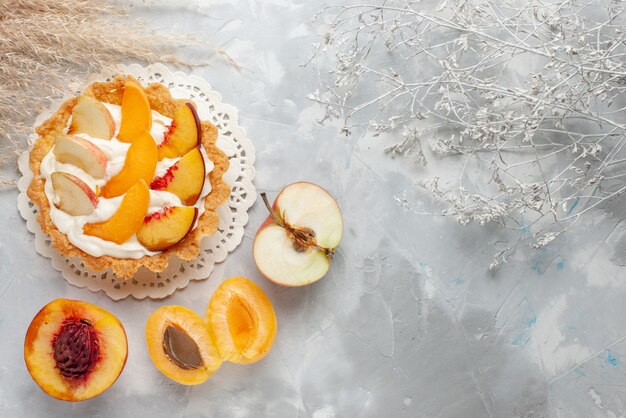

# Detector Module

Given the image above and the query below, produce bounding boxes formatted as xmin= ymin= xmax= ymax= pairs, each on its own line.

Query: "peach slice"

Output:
xmin=137 ymin=206 xmax=198 ymax=251
xmin=146 ymin=306 xmax=222 ymax=385
xmin=158 ymin=103 xmax=201 ymax=160
xmin=150 ymin=148 xmax=206 ymax=205
xmin=68 ymin=95 xmax=115 ymax=140
xmin=206 ymin=277 xmax=277 ymax=364
xmin=83 ymin=180 xmax=149 ymax=244
xmin=101 ymin=131 xmax=157 ymax=198
xmin=51 ymin=172 xmax=98 ymax=216
xmin=54 ymin=135 xmax=108 ymax=179
xmin=24 ymin=299 xmax=127 ymax=402
xmin=118 ymin=81 xmax=152 ymax=143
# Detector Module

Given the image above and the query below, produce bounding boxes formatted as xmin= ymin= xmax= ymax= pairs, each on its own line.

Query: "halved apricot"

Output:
xmin=158 ymin=103 xmax=201 ymax=160
xmin=118 ymin=81 xmax=152 ymax=143
xmin=84 ymin=180 xmax=150 ymax=244
xmin=101 ymin=131 xmax=157 ymax=198
xmin=24 ymin=299 xmax=127 ymax=402
xmin=206 ymin=277 xmax=277 ymax=364
xmin=146 ymin=306 xmax=222 ymax=385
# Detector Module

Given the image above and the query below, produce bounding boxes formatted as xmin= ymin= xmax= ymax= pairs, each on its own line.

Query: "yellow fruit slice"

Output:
xmin=101 ymin=131 xmax=157 ymax=198
xmin=118 ymin=81 xmax=152 ymax=143
xmin=83 ymin=180 xmax=150 ymax=244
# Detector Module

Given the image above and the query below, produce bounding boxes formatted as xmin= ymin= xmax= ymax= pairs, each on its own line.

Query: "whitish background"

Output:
xmin=1 ymin=0 xmax=625 ymax=417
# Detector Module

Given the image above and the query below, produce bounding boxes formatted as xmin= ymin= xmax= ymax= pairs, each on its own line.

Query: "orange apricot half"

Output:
xmin=118 ymin=80 xmax=152 ymax=143
xmin=146 ymin=306 xmax=222 ymax=385
xmin=24 ymin=299 xmax=127 ymax=402
xmin=206 ymin=277 xmax=277 ymax=364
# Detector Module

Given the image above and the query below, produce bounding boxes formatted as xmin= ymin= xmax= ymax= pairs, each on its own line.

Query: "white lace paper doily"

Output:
xmin=17 ymin=63 xmax=256 ymax=300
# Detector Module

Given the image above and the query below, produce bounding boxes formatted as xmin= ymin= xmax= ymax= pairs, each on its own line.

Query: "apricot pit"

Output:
xmin=146 ymin=306 xmax=222 ymax=385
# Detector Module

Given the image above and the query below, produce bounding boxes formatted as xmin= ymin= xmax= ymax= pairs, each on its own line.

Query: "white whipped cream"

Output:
xmin=40 ymin=103 xmax=214 ymax=259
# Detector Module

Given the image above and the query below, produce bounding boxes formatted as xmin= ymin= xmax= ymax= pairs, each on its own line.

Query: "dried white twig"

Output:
xmin=308 ymin=0 xmax=626 ymax=268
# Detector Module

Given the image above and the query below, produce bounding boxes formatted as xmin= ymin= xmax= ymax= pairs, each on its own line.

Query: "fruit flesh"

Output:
xmin=150 ymin=147 xmax=206 ymax=205
xmin=137 ymin=206 xmax=198 ymax=251
xmin=275 ymin=182 xmax=343 ymax=249
xmin=84 ymin=180 xmax=150 ymax=244
xmin=207 ymin=277 xmax=277 ymax=364
xmin=51 ymin=172 xmax=98 ymax=216
xmin=118 ymin=81 xmax=152 ymax=143
xmin=54 ymin=135 xmax=108 ymax=179
xmin=24 ymin=299 xmax=127 ymax=402
xmin=68 ymin=95 xmax=115 ymax=140
xmin=254 ymin=225 xmax=331 ymax=286
xmin=146 ymin=306 xmax=222 ymax=385
xmin=101 ymin=131 xmax=157 ymax=198
xmin=158 ymin=103 xmax=201 ymax=160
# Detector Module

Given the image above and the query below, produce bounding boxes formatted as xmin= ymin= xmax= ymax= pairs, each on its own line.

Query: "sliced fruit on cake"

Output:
xmin=68 ymin=95 xmax=115 ymax=140
xmin=117 ymin=81 xmax=152 ymax=143
xmin=158 ymin=103 xmax=201 ymax=160
xmin=137 ymin=206 xmax=198 ymax=251
xmin=150 ymin=148 xmax=206 ymax=206
xmin=54 ymin=135 xmax=108 ymax=179
xmin=51 ymin=172 xmax=98 ymax=216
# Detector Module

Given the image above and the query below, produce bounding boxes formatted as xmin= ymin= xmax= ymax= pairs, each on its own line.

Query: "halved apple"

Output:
xmin=253 ymin=182 xmax=343 ymax=286
xmin=54 ymin=135 xmax=108 ymax=179
xmin=150 ymin=148 xmax=206 ymax=206
xmin=68 ymin=95 xmax=115 ymax=140
xmin=158 ymin=103 xmax=201 ymax=160
xmin=83 ymin=180 xmax=150 ymax=244
xmin=137 ymin=206 xmax=198 ymax=251
xmin=51 ymin=172 xmax=98 ymax=216
xmin=101 ymin=131 xmax=157 ymax=198
xmin=118 ymin=81 xmax=152 ymax=143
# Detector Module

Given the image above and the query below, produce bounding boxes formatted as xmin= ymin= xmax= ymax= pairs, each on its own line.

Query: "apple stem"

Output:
xmin=261 ymin=192 xmax=284 ymax=227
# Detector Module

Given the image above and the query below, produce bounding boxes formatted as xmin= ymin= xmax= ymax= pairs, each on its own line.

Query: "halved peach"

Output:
xmin=83 ymin=180 xmax=150 ymax=244
xmin=101 ymin=131 xmax=157 ymax=198
xmin=24 ymin=299 xmax=127 ymax=402
xmin=54 ymin=135 xmax=108 ymax=179
xmin=51 ymin=172 xmax=98 ymax=216
xmin=118 ymin=81 xmax=152 ymax=143
xmin=206 ymin=277 xmax=277 ymax=364
xmin=146 ymin=306 xmax=222 ymax=385
xmin=137 ymin=206 xmax=198 ymax=251
xmin=158 ymin=103 xmax=201 ymax=160
xmin=68 ymin=95 xmax=115 ymax=140
xmin=150 ymin=148 xmax=206 ymax=205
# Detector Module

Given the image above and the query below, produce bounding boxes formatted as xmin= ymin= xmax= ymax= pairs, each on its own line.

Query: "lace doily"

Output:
xmin=17 ymin=63 xmax=256 ymax=300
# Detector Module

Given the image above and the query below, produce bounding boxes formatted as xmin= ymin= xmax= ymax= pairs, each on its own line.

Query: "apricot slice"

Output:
xmin=150 ymin=147 xmax=206 ymax=205
xmin=118 ymin=81 xmax=152 ymax=143
xmin=158 ymin=103 xmax=201 ymax=160
xmin=206 ymin=277 xmax=277 ymax=364
xmin=146 ymin=306 xmax=222 ymax=385
xmin=84 ymin=180 xmax=150 ymax=244
xmin=24 ymin=299 xmax=127 ymax=402
xmin=101 ymin=131 xmax=157 ymax=198
xmin=137 ymin=206 xmax=198 ymax=251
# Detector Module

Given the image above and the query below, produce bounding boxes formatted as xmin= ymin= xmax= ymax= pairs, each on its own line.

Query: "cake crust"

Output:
xmin=27 ymin=75 xmax=230 ymax=279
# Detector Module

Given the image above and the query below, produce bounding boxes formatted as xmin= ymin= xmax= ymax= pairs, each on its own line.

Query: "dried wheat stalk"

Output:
xmin=0 ymin=0 xmax=233 ymax=187
xmin=307 ymin=0 xmax=626 ymax=268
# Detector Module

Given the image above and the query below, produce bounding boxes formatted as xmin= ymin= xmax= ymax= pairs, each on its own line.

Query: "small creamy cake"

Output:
xmin=27 ymin=75 xmax=230 ymax=279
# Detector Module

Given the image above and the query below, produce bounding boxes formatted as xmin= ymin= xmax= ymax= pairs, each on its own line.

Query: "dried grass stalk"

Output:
xmin=0 ymin=0 xmax=233 ymax=187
